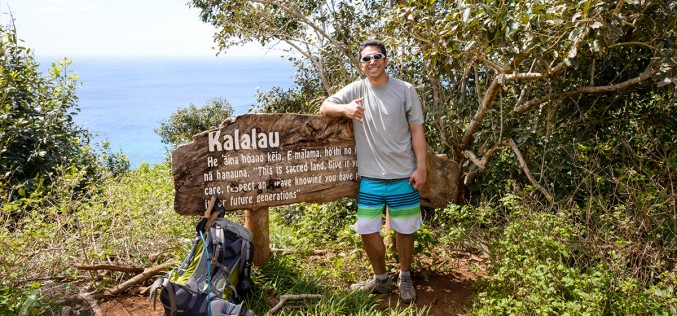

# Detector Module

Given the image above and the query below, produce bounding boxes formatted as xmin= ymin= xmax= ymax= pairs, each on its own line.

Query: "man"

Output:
xmin=320 ymin=39 xmax=427 ymax=304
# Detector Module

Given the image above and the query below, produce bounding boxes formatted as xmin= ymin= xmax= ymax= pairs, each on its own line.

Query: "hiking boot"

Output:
xmin=350 ymin=277 xmax=393 ymax=294
xmin=398 ymin=276 xmax=416 ymax=304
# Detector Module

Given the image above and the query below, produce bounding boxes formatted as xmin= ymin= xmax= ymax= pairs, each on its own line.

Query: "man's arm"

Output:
xmin=409 ymin=124 xmax=427 ymax=190
xmin=320 ymin=98 xmax=365 ymax=124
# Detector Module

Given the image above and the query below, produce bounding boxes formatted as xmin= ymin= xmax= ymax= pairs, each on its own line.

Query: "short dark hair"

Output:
xmin=358 ymin=39 xmax=387 ymax=59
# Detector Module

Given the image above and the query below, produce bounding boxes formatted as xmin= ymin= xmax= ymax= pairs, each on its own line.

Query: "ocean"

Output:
xmin=38 ymin=57 xmax=296 ymax=168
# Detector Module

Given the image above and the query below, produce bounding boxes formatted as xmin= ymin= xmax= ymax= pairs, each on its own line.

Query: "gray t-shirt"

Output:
xmin=328 ymin=77 xmax=424 ymax=179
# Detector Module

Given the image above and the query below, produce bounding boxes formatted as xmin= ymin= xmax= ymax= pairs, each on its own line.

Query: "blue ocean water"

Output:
xmin=38 ymin=57 xmax=296 ymax=168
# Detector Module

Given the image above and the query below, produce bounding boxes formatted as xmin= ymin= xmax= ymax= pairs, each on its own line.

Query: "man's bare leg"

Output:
xmin=396 ymin=232 xmax=414 ymax=271
xmin=361 ymin=232 xmax=386 ymax=274
xmin=350 ymin=232 xmax=393 ymax=294
xmin=396 ymin=231 xmax=416 ymax=303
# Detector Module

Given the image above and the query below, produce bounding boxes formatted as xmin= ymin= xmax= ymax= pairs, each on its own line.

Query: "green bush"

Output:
xmin=270 ymin=198 xmax=358 ymax=251
xmin=0 ymin=163 xmax=190 ymax=312
xmin=0 ymin=26 xmax=92 ymax=195
xmin=432 ymin=202 xmax=498 ymax=253
xmin=471 ymin=194 xmax=677 ymax=315
xmin=155 ymin=97 xmax=234 ymax=149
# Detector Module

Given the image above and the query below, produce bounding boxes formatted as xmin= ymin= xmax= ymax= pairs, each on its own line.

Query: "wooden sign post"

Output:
xmin=172 ymin=114 xmax=460 ymax=265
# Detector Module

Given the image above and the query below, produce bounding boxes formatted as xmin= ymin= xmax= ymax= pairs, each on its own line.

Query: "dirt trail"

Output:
xmin=96 ymin=268 xmax=476 ymax=316
xmin=377 ymin=270 xmax=476 ymax=315
xmin=89 ymin=248 xmax=485 ymax=316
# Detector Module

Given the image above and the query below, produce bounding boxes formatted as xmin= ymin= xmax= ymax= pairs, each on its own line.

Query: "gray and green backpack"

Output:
xmin=149 ymin=211 xmax=254 ymax=316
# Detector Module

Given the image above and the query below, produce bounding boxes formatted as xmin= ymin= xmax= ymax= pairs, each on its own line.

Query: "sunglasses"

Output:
xmin=360 ymin=53 xmax=386 ymax=63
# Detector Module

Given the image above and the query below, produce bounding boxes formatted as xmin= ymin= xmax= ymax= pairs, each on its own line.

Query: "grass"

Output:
xmin=2 ymin=162 xmax=675 ymax=315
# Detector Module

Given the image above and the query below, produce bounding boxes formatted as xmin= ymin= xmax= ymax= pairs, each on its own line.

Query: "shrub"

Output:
xmin=155 ymin=97 xmax=234 ymax=149
xmin=0 ymin=25 xmax=91 ymax=195
xmin=471 ymin=194 xmax=677 ymax=315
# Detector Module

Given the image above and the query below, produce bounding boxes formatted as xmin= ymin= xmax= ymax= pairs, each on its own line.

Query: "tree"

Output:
xmin=190 ymin=0 xmax=676 ymax=203
xmin=389 ymin=0 xmax=677 ymax=202
xmin=155 ymin=97 xmax=234 ymax=148
xmin=0 ymin=24 xmax=92 ymax=194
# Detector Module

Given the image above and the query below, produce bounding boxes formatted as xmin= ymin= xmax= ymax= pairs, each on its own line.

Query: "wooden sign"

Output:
xmin=172 ymin=114 xmax=459 ymax=215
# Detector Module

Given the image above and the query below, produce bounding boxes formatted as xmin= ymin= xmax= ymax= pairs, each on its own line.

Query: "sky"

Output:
xmin=1 ymin=0 xmax=274 ymax=58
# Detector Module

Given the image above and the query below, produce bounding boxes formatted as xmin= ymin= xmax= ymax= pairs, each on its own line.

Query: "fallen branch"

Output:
xmin=103 ymin=260 xmax=176 ymax=296
xmin=76 ymin=264 xmax=144 ymax=274
xmin=270 ymin=248 xmax=328 ymax=255
xmin=267 ymin=294 xmax=323 ymax=315
xmin=14 ymin=275 xmax=70 ymax=285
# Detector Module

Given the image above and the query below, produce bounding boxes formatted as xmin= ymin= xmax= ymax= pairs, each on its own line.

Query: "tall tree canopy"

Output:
xmin=191 ymin=0 xmax=676 ymax=203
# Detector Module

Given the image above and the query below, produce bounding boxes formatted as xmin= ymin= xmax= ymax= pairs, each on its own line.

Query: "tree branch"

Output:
xmin=462 ymin=43 xmax=550 ymax=147
xmin=464 ymin=139 xmax=552 ymax=200
xmin=506 ymin=139 xmax=552 ymax=200
xmin=514 ymin=61 xmax=658 ymax=113
xmin=459 ymin=62 xmax=472 ymax=104
xmin=549 ymin=28 xmax=590 ymax=75
xmin=103 ymin=260 xmax=176 ymax=296
xmin=248 ymin=0 xmax=358 ymax=66
xmin=463 ymin=140 xmax=510 ymax=169
xmin=462 ymin=74 xmax=503 ymax=147
xmin=267 ymin=294 xmax=323 ymax=315
xmin=479 ymin=55 xmax=504 ymax=73
xmin=608 ymin=41 xmax=660 ymax=51
xmin=281 ymin=39 xmax=332 ymax=94
xmin=76 ymin=264 xmax=144 ymax=274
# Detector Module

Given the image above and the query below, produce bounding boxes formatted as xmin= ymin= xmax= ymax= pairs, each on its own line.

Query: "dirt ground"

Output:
xmin=376 ymin=269 xmax=477 ymax=315
xmin=95 ymin=271 xmax=475 ymax=316
xmin=75 ymin=251 xmax=483 ymax=316
xmin=94 ymin=264 xmax=479 ymax=316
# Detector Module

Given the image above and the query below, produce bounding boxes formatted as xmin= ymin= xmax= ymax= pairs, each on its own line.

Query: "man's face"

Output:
xmin=359 ymin=45 xmax=387 ymax=80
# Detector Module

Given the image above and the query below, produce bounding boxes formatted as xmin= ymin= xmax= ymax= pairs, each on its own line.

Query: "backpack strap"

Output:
xmin=213 ymin=223 xmax=225 ymax=264
xmin=148 ymin=277 xmax=180 ymax=316
xmin=211 ymin=261 xmax=238 ymax=299
xmin=240 ymin=238 xmax=249 ymax=278
xmin=177 ymin=238 xmax=200 ymax=276
xmin=148 ymin=277 xmax=164 ymax=310
xmin=162 ymin=278 xmax=178 ymax=316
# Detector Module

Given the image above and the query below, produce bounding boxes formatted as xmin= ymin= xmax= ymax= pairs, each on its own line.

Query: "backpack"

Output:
xmin=149 ymin=207 xmax=255 ymax=316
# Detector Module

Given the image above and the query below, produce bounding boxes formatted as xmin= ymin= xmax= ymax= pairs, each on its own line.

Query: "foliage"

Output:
xmin=2 ymin=2 xmax=675 ymax=315
xmin=0 ymin=25 xmax=93 ymax=195
xmin=192 ymin=0 xmax=677 ymax=204
xmin=390 ymin=0 xmax=676 ymax=202
xmin=432 ymin=203 xmax=498 ymax=254
xmin=251 ymin=84 xmax=320 ymax=114
xmin=0 ymin=283 xmax=46 ymax=316
xmin=270 ymin=199 xmax=357 ymax=251
xmin=0 ymin=161 xmax=433 ymax=314
xmin=0 ymin=163 xmax=190 ymax=312
xmin=190 ymin=2 xmax=676 ymax=313
xmin=470 ymin=193 xmax=676 ymax=315
xmin=155 ymin=96 xmax=234 ymax=149
xmin=247 ymin=254 xmax=425 ymax=315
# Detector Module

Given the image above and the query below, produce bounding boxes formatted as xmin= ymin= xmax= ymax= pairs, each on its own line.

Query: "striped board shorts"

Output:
xmin=356 ymin=177 xmax=422 ymax=235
